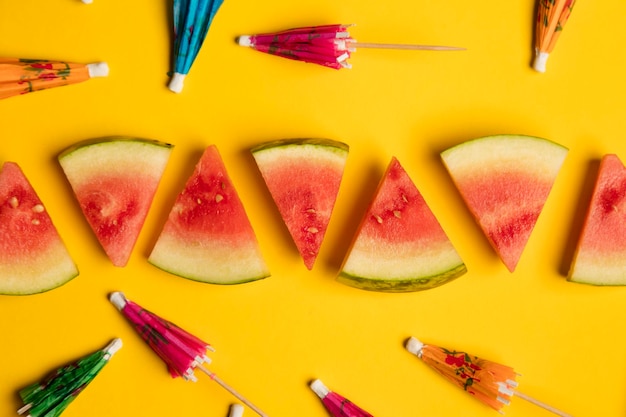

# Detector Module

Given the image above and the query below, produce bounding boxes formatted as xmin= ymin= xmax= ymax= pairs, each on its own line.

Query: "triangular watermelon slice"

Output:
xmin=149 ymin=145 xmax=270 ymax=284
xmin=441 ymin=135 xmax=568 ymax=272
xmin=251 ymin=138 xmax=348 ymax=270
xmin=338 ymin=157 xmax=466 ymax=292
xmin=0 ymin=162 xmax=78 ymax=294
xmin=569 ymin=154 xmax=626 ymax=285
xmin=59 ymin=137 xmax=173 ymax=267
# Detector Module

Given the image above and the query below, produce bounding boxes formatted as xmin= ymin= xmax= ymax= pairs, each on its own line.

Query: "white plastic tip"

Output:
xmin=229 ymin=404 xmax=245 ymax=417
xmin=104 ymin=338 xmax=123 ymax=357
xmin=109 ymin=291 xmax=128 ymax=310
xmin=237 ymin=35 xmax=252 ymax=47
xmin=168 ymin=72 xmax=186 ymax=93
xmin=310 ymin=379 xmax=330 ymax=399
xmin=405 ymin=337 xmax=424 ymax=356
xmin=81 ymin=0 xmax=93 ymax=3
xmin=87 ymin=62 xmax=109 ymax=78
xmin=533 ymin=50 xmax=549 ymax=73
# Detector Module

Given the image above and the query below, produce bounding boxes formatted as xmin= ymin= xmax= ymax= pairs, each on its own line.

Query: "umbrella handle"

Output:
xmin=196 ymin=364 xmax=269 ymax=417
xmin=351 ymin=42 xmax=465 ymax=51
xmin=513 ymin=390 xmax=573 ymax=417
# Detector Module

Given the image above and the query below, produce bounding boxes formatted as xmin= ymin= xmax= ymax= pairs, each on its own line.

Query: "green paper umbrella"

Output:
xmin=17 ymin=339 xmax=122 ymax=417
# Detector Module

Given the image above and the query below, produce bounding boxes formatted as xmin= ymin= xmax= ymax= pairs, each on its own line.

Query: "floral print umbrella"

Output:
xmin=17 ymin=339 xmax=122 ymax=417
xmin=168 ymin=0 xmax=224 ymax=93
xmin=237 ymin=24 xmax=463 ymax=69
xmin=310 ymin=379 xmax=374 ymax=417
xmin=405 ymin=337 xmax=572 ymax=416
xmin=109 ymin=291 xmax=269 ymax=417
xmin=534 ymin=0 xmax=577 ymax=72
xmin=0 ymin=58 xmax=108 ymax=100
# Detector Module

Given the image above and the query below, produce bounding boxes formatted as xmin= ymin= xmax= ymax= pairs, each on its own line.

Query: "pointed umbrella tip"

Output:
xmin=109 ymin=292 xmax=127 ymax=310
xmin=237 ymin=36 xmax=252 ymax=47
xmin=533 ymin=51 xmax=549 ymax=73
xmin=104 ymin=338 xmax=123 ymax=357
xmin=405 ymin=337 xmax=424 ymax=356
xmin=168 ymin=73 xmax=186 ymax=93
xmin=81 ymin=0 xmax=93 ymax=3
xmin=228 ymin=404 xmax=244 ymax=417
xmin=86 ymin=62 xmax=109 ymax=78
xmin=309 ymin=379 xmax=330 ymax=399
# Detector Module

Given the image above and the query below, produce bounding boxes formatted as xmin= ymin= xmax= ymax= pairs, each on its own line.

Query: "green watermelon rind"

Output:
xmin=58 ymin=136 xmax=174 ymax=159
xmin=251 ymin=138 xmax=349 ymax=156
xmin=337 ymin=263 xmax=468 ymax=293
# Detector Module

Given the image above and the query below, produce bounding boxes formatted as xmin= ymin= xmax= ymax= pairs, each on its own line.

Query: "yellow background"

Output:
xmin=1 ymin=1 xmax=625 ymax=416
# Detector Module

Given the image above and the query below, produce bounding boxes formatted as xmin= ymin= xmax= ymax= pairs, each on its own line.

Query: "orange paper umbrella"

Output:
xmin=405 ymin=337 xmax=572 ymax=416
xmin=534 ymin=0 xmax=577 ymax=72
xmin=0 ymin=58 xmax=108 ymax=100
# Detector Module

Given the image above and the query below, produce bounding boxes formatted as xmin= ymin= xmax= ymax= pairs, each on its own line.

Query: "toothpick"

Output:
xmin=196 ymin=364 xmax=269 ymax=417
xmin=352 ymin=42 xmax=465 ymax=51
xmin=514 ymin=390 xmax=573 ymax=417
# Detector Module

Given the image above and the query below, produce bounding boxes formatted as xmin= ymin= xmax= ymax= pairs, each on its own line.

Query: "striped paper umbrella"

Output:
xmin=533 ymin=0 xmax=577 ymax=72
xmin=237 ymin=24 xmax=464 ymax=69
xmin=310 ymin=379 xmax=374 ymax=417
xmin=0 ymin=58 xmax=108 ymax=100
xmin=109 ymin=291 xmax=268 ymax=417
xmin=405 ymin=337 xmax=572 ymax=416
xmin=17 ymin=339 xmax=122 ymax=417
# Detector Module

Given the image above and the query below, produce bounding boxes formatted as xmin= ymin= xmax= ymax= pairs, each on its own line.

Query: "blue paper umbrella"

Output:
xmin=169 ymin=0 xmax=224 ymax=93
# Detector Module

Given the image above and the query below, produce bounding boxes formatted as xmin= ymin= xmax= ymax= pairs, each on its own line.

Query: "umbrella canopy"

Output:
xmin=534 ymin=0 xmax=577 ymax=72
xmin=17 ymin=338 xmax=122 ymax=417
xmin=310 ymin=379 xmax=374 ymax=417
xmin=0 ymin=58 xmax=108 ymax=100
xmin=109 ymin=291 xmax=269 ymax=417
xmin=169 ymin=0 xmax=224 ymax=93
xmin=237 ymin=24 xmax=464 ymax=69
xmin=405 ymin=337 xmax=572 ymax=416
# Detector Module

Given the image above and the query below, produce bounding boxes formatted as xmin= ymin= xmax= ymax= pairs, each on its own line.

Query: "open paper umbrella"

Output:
xmin=168 ymin=0 xmax=224 ymax=93
xmin=17 ymin=338 xmax=122 ymax=417
xmin=109 ymin=292 xmax=269 ymax=417
xmin=533 ymin=0 xmax=577 ymax=72
xmin=310 ymin=379 xmax=374 ymax=417
xmin=0 ymin=58 xmax=108 ymax=100
xmin=405 ymin=337 xmax=572 ymax=416
xmin=237 ymin=24 xmax=464 ymax=69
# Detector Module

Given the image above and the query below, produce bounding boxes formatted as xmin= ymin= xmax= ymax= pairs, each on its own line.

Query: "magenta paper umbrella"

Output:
xmin=237 ymin=24 xmax=464 ymax=69
xmin=310 ymin=379 xmax=374 ymax=417
xmin=109 ymin=292 xmax=269 ymax=417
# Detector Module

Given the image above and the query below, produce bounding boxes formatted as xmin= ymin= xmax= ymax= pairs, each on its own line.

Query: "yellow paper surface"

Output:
xmin=1 ymin=1 xmax=625 ymax=416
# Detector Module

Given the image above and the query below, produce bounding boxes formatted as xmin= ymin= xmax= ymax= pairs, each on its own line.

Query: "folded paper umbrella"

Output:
xmin=405 ymin=337 xmax=572 ymax=416
xmin=533 ymin=0 xmax=577 ymax=72
xmin=0 ymin=58 xmax=108 ymax=100
xmin=109 ymin=292 xmax=269 ymax=417
xmin=310 ymin=379 xmax=374 ymax=417
xmin=237 ymin=24 xmax=464 ymax=69
xmin=17 ymin=338 xmax=122 ymax=417
xmin=169 ymin=0 xmax=224 ymax=93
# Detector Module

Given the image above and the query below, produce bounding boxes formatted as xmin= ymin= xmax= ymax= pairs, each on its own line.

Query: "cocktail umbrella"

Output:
xmin=533 ymin=0 xmax=577 ymax=72
xmin=109 ymin=291 xmax=269 ymax=417
xmin=0 ymin=58 xmax=108 ymax=100
xmin=310 ymin=379 xmax=374 ymax=417
xmin=237 ymin=24 xmax=464 ymax=69
xmin=405 ymin=337 xmax=572 ymax=416
xmin=168 ymin=0 xmax=224 ymax=93
xmin=17 ymin=338 xmax=122 ymax=417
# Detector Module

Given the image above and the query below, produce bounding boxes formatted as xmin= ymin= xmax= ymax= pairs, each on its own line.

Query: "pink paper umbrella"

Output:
xmin=109 ymin=292 xmax=269 ymax=417
xmin=237 ymin=24 xmax=464 ymax=69
xmin=310 ymin=379 xmax=374 ymax=417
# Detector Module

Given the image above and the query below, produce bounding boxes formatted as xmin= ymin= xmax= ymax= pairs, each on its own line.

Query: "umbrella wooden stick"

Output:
xmin=196 ymin=364 xmax=269 ymax=417
xmin=351 ymin=42 xmax=465 ymax=51
xmin=513 ymin=390 xmax=573 ymax=417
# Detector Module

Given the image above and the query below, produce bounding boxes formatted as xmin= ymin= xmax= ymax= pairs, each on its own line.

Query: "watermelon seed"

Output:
xmin=402 ymin=194 xmax=408 ymax=203
xmin=32 ymin=204 xmax=45 ymax=213
xmin=306 ymin=208 xmax=316 ymax=214
xmin=9 ymin=196 xmax=18 ymax=208
xmin=393 ymin=210 xmax=402 ymax=219
xmin=31 ymin=219 xmax=40 ymax=225
xmin=196 ymin=198 xmax=202 ymax=205
xmin=307 ymin=227 xmax=319 ymax=234
xmin=215 ymin=194 xmax=224 ymax=203
xmin=374 ymin=215 xmax=383 ymax=224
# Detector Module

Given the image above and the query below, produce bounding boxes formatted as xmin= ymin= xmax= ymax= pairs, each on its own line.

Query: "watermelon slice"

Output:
xmin=337 ymin=157 xmax=466 ymax=292
xmin=149 ymin=145 xmax=270 ymax=284
xmin=0 ymin=162 xmax=78 ymax=294
xmin=251 ymin=138 xmax=348 ymax=270
xmin=569 ymin=154 xmax=626 ymax=285
xmin=58 ymin=137 xmax=172 ymax=267
xmin=441 ymin=135 xmax=568 ymax=272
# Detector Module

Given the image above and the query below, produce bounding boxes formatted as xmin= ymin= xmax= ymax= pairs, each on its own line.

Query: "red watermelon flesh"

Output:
xmin=338 ymin=157 xmax=466 ymax=292
xmin=441 ymin=135 xmax=567 ymax=272
xmin=251 ymin=139 xmax=348 ymax=270
xmin=570 ymin=154 xmax=626 ymax=285
xmin=149 ymin=145 xmax=270 ymax=284
xmin=59 ymin=137 xmax=172 ymax=267
xmin=0 ymin=162 xmax=78 ymax=294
